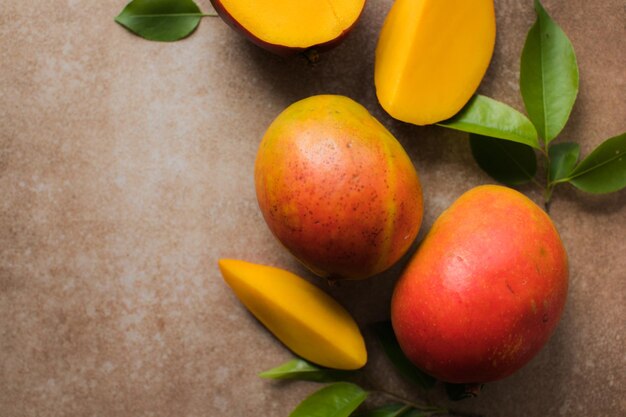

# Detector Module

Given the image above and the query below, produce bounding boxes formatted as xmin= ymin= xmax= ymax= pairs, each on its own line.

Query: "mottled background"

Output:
xmin=1 ymin=1 xmax=624 ymax=416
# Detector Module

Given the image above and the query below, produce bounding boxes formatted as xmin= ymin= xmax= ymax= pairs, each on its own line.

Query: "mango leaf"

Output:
xmin=520 ymin=0 xmax=579 ymax=142
xmin=115 ymin=0 xmax=203 ymax=42
xmin=549 ymin=142 xmax=580 ymax=182
xmin=372 ymin=322 xmax=436 ymax=390
xmin=289 ymin=382 xmax=367 ymax=417
xmin=565 ymin=132 xmax=626 ymax=193
xmin=470 ymin=134 xmax=538 ymax=186
xmin=438 ymin=95 xmax=540 ymax=149
xmin=259 ymin=358 xmax=354 ymax=383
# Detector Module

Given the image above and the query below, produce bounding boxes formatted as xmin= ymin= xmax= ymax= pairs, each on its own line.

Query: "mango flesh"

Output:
xmin=218 ymin=259 xmax=367 ymax=370
xmin=375 ymin=0 xmax=496 ymax=125
xmin=255 ymin=95 xmax=423 ymax=280
xmin=391 ymin=185 xmax=568 ymax=383
xmin=210 ymin=0 xmax=366 ymax=55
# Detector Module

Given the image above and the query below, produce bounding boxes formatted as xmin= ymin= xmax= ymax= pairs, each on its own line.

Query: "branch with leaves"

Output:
xmin=260 ymin=322 xmax=480 ymax=417
xmin=439 ymin=0 xmax=625 ymax=210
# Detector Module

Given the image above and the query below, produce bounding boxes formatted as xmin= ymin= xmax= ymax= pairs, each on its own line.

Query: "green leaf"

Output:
xmin=565 ymin=132 xmax=626 ymax=193
xmin=259 ymin=358 xmax=354 ymax=383
xmin=372 ymin=322 xmax=436 ymax=390
xmin=549 ymin=142 xmax=580 ymax=182
xmin=520 ymin=0 xmax=579 ymax=143
xmin=115 ymin=0 xmax=203 ymax=42
xmin=470 ymin=134 xmax=538 ymax=186
xmin=438 ymin=95 xmax=540 ymax=149
xmin=289 ymin=382 xmax=368 ymax=417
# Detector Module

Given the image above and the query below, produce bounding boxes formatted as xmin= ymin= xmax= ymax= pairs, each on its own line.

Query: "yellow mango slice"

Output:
xmin=375 ymin=0 xmax=496 ymax=125
xmin=218 ymin=259 xmax=367 ymax=370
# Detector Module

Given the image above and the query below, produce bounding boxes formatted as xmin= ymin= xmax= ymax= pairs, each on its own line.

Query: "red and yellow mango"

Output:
xmin=255 ymin=95 xmax=423 ymax=280
xmin=392 ymin=185 xmax=569 ymax=383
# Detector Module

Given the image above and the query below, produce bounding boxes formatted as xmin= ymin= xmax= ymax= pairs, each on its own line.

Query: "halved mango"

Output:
xmin=210 ymin=0 xmax=366 ymax=55
xmin=218 ymin=259 xmax=367 ymax=370
xmin=375 ymin=0 xmax=496 ymax=125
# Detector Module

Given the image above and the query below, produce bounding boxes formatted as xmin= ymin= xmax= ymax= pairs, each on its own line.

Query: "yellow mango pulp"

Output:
xmin=213 ymin=0 xmax=365 ymax=50
xmin=218 ymin=259 xmax=367 ymax=370
xmin=375 ymin=0 xmax=496 ymax=125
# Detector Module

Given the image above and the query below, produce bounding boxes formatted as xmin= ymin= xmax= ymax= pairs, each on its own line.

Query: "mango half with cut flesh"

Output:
xmin=210 ymin=0 xmax=366 ymax=55
xmin=375 ymin=0 xmax=496 ymax=125
xmin=218 ymin=259 xmax=367 ymax=370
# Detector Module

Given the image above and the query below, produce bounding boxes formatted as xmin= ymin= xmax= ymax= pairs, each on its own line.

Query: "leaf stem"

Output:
xmin=368 ymin=389 xmax=483 ymax=417
xmin=543 ymin=184 xmax=554 ymax=212
xmin=369 ymin=388 xmax=437 ymax=411
xmin=542 ymin=141 xmax=553 ymax=212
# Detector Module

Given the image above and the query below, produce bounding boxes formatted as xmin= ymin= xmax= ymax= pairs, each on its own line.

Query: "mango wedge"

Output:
xmin=218 ymin=259 xmax=367 ymax=370
xmin=375 ymin=0 xmax=496 ymax=125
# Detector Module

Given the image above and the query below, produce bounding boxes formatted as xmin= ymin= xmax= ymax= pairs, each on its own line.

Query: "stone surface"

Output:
xmin=0 ymin=1 xmax=624 ymax=416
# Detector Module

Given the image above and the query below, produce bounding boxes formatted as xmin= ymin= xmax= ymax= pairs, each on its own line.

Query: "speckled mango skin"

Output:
xmin=255 ymin=95 xmax=423 ymax=280
xmin=391 ymin=185 xmax=568 ymax=383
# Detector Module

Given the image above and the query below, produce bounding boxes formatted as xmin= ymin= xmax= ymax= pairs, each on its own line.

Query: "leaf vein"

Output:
xmin=566 ymin=150 xmax=626 ymax=181
xmin=496 ymin=141 xmax=536 ymax=180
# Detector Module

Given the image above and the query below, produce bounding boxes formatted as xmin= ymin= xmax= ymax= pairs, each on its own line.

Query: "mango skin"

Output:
xmin=255 ymin=95 xmax=423 ymax=280
xmin=391 ymin=185 xmax=568 ymax=383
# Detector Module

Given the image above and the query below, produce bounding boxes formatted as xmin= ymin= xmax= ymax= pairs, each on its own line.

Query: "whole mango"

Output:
xmin=392 ymin=185 xmax=568 ymax=383
xmin=255 ymin=95 xmax=423 ymax=280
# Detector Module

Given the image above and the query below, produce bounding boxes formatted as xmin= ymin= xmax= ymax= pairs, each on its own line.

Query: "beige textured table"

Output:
xmin=1 ymin=1 xmax=625 ymax=416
